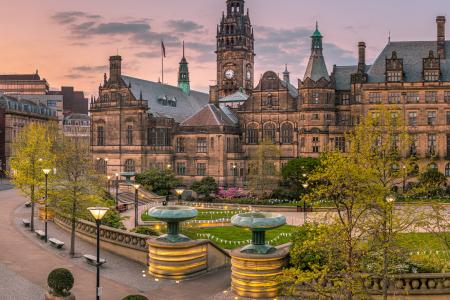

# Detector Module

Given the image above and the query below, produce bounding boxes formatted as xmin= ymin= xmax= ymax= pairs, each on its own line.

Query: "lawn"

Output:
xmin=181 ymin=225 xmax=295 ymax=250
xmin=396 ymin=232 xmax=450 ymax=255
xmin=141 ymin=209 xmax=244 ymax=222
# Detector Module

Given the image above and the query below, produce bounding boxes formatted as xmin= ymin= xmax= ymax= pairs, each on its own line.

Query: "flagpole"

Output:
xmin=161 ymin=41 xmax=164 ymax=84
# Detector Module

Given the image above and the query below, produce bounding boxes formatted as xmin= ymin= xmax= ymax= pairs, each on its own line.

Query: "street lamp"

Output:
xmin=106 ymin=176 xmax=111 ymax=193
xmin=115 ymin=173 xmax=119 ymax=205
xmin=302 ymin=183 xmax=309 ymax=224
xmin=42 ymin=168 xmax=51 ymax=243
xmin=386 ymin=195 xmax=396 ymax=235
xmin=175 ymin=186 xmax=185 ymax=204
xmin=232 ymin=164 xmax=237 ymax=187
xmin=88 ymin=206 xmax=109 ymax=300
xmin=133 ymin=184 xmax=141 ymax=228
xmin=166 ymin=163 xmax=172 ymax=170
xmin=402 ymin=165 xmax=407 ymax=193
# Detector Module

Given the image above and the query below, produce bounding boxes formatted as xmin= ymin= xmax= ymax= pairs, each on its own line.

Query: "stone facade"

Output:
xmin=91 ymin=0 xmax=450 ymax=186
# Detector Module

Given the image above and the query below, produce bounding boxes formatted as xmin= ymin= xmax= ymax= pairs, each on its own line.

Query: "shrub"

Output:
xmin=191 ymin=177 xmax=218 ymax=198
xmin=47 ymin=268 xmax=74 ymax=297
xmin=131 ymin=226 xmax=159 ymax=236
xmin=122 ymin=295 xmax=149 ymax=300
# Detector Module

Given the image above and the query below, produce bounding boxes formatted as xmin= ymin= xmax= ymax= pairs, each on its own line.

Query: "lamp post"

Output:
xmin=302 ymin=182 xmax=309 ymax=224
xmin=175 ymin=187 xmax=185 ymax=205
xmin=88 ymin=207 xmax=109 ymax=300
xmin=133 ymin=184 xmax=141 ymax=228
xmin=42 ymin=168 xmax=51 ymax=243
xmin=106 ymin=176 xmax=111 ymax=193
xmin=386 ymin=195 xmax=396 ymax=235
xmin=115 ymin=173 xmax=119 ymax=205
xmin=104 ymin=158 xmax=108 ymax=175
xmin=402 ymin=165 xmax=407 ymax=193
xmin=232 ymin=164 xmax=237 ymax=187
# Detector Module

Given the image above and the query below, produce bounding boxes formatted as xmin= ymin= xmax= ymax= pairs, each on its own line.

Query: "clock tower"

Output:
xmin=216 ymin=0 xmax=255 ymax=98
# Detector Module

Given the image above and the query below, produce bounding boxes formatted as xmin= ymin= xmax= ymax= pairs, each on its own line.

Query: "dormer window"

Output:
xmin=386 ymin=51 xmax=403 ymax=82
xmin=423 ymin=50 xmax=440 ymax=82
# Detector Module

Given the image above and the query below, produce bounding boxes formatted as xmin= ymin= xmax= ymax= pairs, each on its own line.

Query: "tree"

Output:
xmin=247 ymin=140 xmax=281 ymax=197
xmin=191 ymin=177 xmax=218 ymax=199
xmin=417 ymin=168 xmax=447 ymax=197
xmin=10 ymin=123 xmax=57 ymax=231
xmin=52 ymin=136 xmax=105 ymax=256
xmin=281 ymin=157 xmax=320 ymax=199
xmin=135 ymin=168 xmax=180 ymax=196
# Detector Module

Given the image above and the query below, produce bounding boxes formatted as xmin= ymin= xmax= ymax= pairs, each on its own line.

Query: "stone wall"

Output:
xmin=366 ymin=273 xmax=450 ymax=295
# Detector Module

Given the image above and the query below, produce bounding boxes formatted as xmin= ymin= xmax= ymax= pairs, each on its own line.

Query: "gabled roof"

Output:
xmin=280 ymin=80 xmax=299 ymax=98
xmin=367 ymin=41 xmax=450 ymax=82
xmin=122 ymin=75 xmax=209 ymax=123
xmin=181 ymin=104 xmax=237 ymax=127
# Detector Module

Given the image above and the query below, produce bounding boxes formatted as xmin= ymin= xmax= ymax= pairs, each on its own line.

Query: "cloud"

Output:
xmin=51 ymin=11 xmax=100 ymax=24
xmin=166 ymin=20 xmax=204 ymax=33
xmin=72 ymin=65 xmax=108 ymax=73
xmin=135 ymin=51 xmax=161 ymax=58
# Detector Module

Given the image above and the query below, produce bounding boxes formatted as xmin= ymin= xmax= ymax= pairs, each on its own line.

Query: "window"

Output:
xmin=446 ymin=164 xmax=450 ymax=177
xmin=342 ymin=94 xmax=350 ymax=105
xmin=97 ymin=126 xmax=105 ymax=146
xmin=197 ymin=138 xmax=207 ymax=153
xmin=149 ymin=128 xmax=171 ymax=146
xmin=176 ymin=163 xmax=186 ymax=175
xmin=387 ymin=71 xmax=402 ymax=82
xmin=427 ymin=111 xmax=437 ymax=125
xmin=445 ymin=91 xmax=450 ymax=102
xmin=408 ymin=112 xmax=417 ymax=126
xmin=96 ymin=159 xmax=107 ymax=174
xmin=126 ymin=125 xmax=133 ymax=145
xmin=335 ymin=137 xmax=345 ymax=152
xmin=447 ymin=112 xmax=450 ymax=125
xmin=196 ymin=163 xmax=206 ymax=176
xmin=447 ymin=134 xmax=450 ymax=158
xmin=300 ymin=137 xmax=306 ymax=149
xmin=247 ymin=124 xmax=259 ymax=144
xmin=429 ymin=163 xmax=438 ymax=170
xmin=406 ymin=92 xmax=420 ymax=103
xmin=312 ymin=92 xmax=320 ymax=104
xmin=369 ymin=92 xmax=382 ymax=104
xmin=312 ymin=137 xmax=320 ymax=153
xmin=47 ymin=100 xmax=58 ymax=107
xmin=427 ymin=134 xmax=437 ymax=156
xmin=425 ymin=91 xmax=437 ymax=103
xmin=424 ymin=70 xmax=439 ymax=82
xmin=281 ymin=123 xmax=293 ymax=144
xmin=263 ymin=123 xmax=276 ymax=143
xmin=227 ymin=137 xmax=241 ymax=153
xmin=124 ymin=159 xmax=135 ymax=172
xmin=409 ymin=135 xmax=418 ymax=156
xmin=312 ymin=114 xmax=320 ymax=120
xmin=388 ymin=92 xmax=401 ymax=104
xmin=176 ymin=137 xmax=185 ymax=153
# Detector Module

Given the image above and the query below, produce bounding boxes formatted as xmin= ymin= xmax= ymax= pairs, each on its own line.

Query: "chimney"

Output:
xmin=437 ymin=16 xmax=446 ymax=59
xmin=358 ymin=42 xmax=366 ymax=72
xmin=109 ymin=55 xmax=122 ymax=83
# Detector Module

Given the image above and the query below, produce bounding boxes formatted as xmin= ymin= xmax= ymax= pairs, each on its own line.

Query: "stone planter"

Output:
xmin=44 ymin=292 xmax=75 ymax=300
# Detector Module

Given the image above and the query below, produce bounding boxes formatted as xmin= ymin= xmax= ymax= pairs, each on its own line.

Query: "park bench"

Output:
xmin=22 ymin=219 xmax=31 ymax=227
xmin=49 ymin=238 xmax=65 ymax=249
xmin=24 ymin=202 xmax=31 ymax=208
xmin=35 ymin=230 xmax=46 ymax=240
xmin=117 ymin=204 xmax=128 ymax=213
xmin=83 ymin=254 xmax=106 ymax=266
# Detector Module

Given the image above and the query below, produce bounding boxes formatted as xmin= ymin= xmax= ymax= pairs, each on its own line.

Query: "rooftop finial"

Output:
xmin=316 ymin=21 xmax=318 ymax=30
xmin=182 ymin=40 xmax=185 ymax=58
xmin=388 ymin=30 xmax=391 ymax=44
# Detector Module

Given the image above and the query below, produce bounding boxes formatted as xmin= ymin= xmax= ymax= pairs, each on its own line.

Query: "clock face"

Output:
xmin=246 ymin=70 xmax=251 ymax=80
xmin=225 ymin=69 xmax=235 ymax=79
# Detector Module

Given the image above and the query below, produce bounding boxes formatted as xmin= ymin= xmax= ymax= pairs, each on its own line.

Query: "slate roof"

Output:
xmin=333 ymin=65 xmax=371 ymax=90
xmin=0 ymin=74 xmax=42 ymax=81
xmin=367 ymin=41 xmax=450 ymax=82
xmin=181 ymin=104 xmax=237 ymax=127
xmin=121 ymin=75 xmax=209 ymax=123
xmin=280 ymin=80 xmax=299 ymax=98
xmin=219 ymin=91 xmax=249 ymax=102
xmin=304 ymin=54 xmax=330 ymax=82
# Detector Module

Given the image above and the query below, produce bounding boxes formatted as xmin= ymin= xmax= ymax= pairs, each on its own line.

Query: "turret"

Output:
xmin=178 ymin=41 xmax=190 ymax=95
xmin=303 ymin=22 xmax=329 ymax=81
xmin=283 ymin=65 xmax=290 ymax=84
xmin=109 ymin=55 xmax=122 ymax=84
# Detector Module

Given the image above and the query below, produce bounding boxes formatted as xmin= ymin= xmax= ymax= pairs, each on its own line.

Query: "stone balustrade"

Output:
xmin=54 ymin=214 xmax=149 ymax=264
xmin=365 ymin=273 xmax=450 ymax=295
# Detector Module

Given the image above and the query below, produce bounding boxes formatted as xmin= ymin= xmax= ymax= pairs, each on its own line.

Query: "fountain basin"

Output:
xmin=148 ymin=206 xmax=198 ymax=243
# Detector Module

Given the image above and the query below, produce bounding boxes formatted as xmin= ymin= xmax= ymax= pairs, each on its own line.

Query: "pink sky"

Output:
xmin=1 ymin=0 xmax=449 ymax=96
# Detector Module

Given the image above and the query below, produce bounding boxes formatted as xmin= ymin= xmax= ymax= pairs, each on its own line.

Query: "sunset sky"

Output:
xmin=1 ymin=0 xmax=449 ymax=96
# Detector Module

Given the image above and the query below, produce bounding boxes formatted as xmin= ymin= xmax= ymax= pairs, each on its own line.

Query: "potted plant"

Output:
xmin=45 ymin=268 xmax=75 ymax=300
xmin=122 ymin=296 xmax=149 ymax=300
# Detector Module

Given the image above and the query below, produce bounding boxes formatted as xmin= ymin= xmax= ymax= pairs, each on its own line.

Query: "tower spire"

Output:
xmin=178 ymin=42 xmax=190 ymax=95
xmin=303 ymin=22 xmax=329 ymax=81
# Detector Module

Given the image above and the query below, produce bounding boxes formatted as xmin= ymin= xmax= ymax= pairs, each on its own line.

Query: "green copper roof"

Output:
xmin=312 ymin=21 xmax=322 ymax=38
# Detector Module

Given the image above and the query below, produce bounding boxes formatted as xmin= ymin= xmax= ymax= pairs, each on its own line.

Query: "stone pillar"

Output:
xmin=148 ymin=238 xmax=208 ymax=280
xmin=230 ymin=247 xmax=289 ymax=299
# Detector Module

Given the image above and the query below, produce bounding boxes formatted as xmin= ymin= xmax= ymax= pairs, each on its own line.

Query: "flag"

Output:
xmin=161 ymin=40 xmax=166 ymax=58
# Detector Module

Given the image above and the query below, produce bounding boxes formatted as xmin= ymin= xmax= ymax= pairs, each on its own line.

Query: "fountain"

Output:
xmin=148 ymin=206 xmax=197 ymax=243
xmin=231 ymin=212 xmax=286 ymax=254
xmin=230 ymin=211 xmax=289 ymax=299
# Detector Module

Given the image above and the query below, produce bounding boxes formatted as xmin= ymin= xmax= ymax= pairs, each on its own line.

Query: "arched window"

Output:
xmin=247 ymin=124 xmax=259 ymax=144
xmin=96 ymin=159 xmax=107 ymax=174
xmin=126 ymin=125 xmax=133 ymax=145
xmin=263 ymin=123 xmax=276 ymax=143
xmin=281 ymin=123 xmax=293 ymax=144
xmin=124 ymin=159 xmax=135 ymax=173
xmin=97 ymin=126 xmax=105 ymax=146
xmin=446 ymin=163 xmax=450 ymax=177
xmin=428 ymin=163 xmax=438 ymax=170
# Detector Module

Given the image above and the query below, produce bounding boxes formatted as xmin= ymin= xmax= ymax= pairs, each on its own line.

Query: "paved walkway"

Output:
xmin=0 ymin=187 xmax=230 ymax=300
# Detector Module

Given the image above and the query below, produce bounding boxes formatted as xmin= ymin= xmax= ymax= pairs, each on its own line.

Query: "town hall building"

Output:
xmin=91 ymin=0 xmax=450 ymax=186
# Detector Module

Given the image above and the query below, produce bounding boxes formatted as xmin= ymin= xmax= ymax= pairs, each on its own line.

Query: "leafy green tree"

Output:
xmin=135 ymin=168 xmax=180 ymax=196
xmin=10 ymin=123 xmax=57 ymax=231
xmin=247 ymin=140 xmax=281 ymax=197
xmin=52 ymin=136 xmax=105 ymax=256
xmin=281 ymin=157 xmax=320 ymax=198
xmin=191 ymin=176 xmax=218 ymax=199
xmin=417 ymin=168 xmax=447 ymax=197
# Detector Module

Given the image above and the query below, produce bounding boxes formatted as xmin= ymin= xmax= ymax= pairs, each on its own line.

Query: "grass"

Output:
xmin=141 ymin=209 xmax=244 ymax=222
xmin=181 ymin=225 xmax=295 ymax=250
xmin=396 ymin=232 xmax=450 ymax=254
